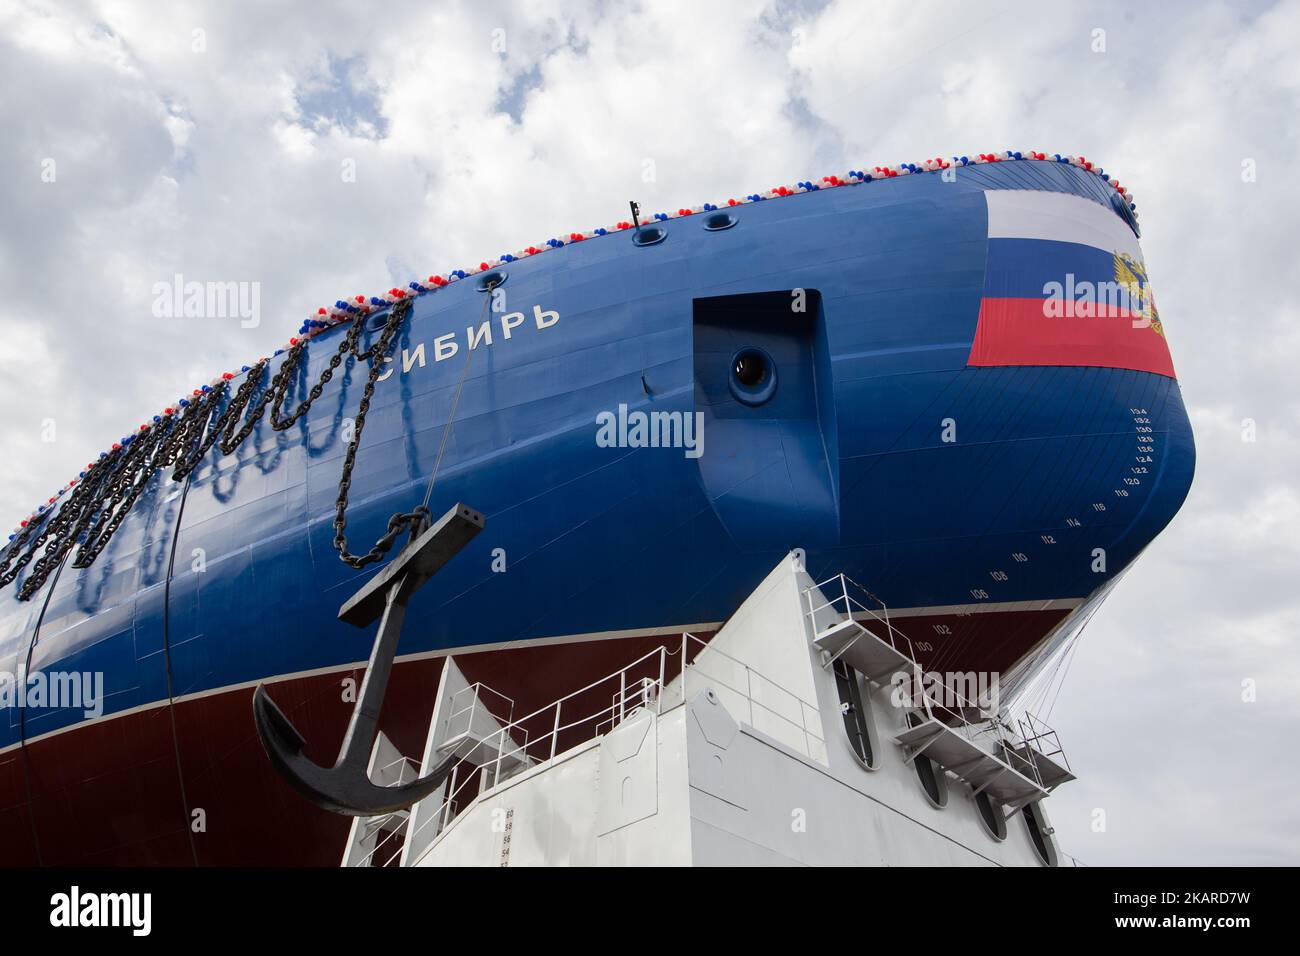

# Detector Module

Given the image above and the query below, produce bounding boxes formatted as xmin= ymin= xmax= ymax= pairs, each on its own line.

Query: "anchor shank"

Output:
xmin=336 ymin=576 xmax=410 ymax=774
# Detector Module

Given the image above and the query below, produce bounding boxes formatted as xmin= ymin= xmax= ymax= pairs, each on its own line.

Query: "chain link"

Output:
xmin=0 ymin=298 xmax=418 ymax=598
xmin=328 ymin=299 xmax=429 ymax=568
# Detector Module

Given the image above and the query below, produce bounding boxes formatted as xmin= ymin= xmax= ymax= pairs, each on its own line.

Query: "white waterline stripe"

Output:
xmin=0 ymin=621 xmax=721 ymax=755
xmin=879 ymin=597 xmax=1081 ymax=618
xmin=0 ymin=598 xmax=1079 ymax=755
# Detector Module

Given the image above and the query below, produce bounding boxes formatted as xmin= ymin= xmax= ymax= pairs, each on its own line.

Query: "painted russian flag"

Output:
xmin=968 ymin=191 xmax=1176 ymax=378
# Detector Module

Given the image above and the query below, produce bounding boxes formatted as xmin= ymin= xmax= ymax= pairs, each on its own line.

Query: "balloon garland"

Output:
xmin=3 ymin=150 xmax=1135 ymax=559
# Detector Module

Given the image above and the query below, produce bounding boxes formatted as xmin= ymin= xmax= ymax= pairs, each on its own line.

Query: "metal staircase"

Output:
xmin=803 ymin=573 xmax=916 ymax=682
xmin=803 ymin=572 xmax=1072 ymax=810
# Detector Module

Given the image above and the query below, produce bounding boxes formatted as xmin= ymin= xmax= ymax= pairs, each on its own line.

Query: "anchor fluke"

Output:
xmin=252 ymin=686 xmax=460 ymax=815
xmin=252 ymin=503 xmax=484 ymax=817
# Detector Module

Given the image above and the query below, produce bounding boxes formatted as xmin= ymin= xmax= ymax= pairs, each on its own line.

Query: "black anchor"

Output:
xmin=252 ymin=503 xmax=484 ymax=816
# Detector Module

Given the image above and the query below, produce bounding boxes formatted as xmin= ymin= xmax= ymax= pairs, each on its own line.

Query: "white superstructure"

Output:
xmin=343 ymin=554 xmax=1077 ymax=867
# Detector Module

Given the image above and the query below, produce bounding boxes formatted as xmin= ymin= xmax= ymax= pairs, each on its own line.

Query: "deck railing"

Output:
xmin=349 ymin=631 xmax=824 ymax=867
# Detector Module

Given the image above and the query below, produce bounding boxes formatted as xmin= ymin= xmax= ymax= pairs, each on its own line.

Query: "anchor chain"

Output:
xmin=0 ymin=298 xmax=417 ymax=598
xmin=327 ymin=299 xmax=429 ymax=569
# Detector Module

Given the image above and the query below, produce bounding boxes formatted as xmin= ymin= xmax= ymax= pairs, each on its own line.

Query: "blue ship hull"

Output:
xmin=0 ymin=159 xmax=1194 ymax=864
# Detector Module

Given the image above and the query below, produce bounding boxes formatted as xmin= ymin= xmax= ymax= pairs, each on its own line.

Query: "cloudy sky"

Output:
xmin=2 ymin=0 xmax=1297 ymax=865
